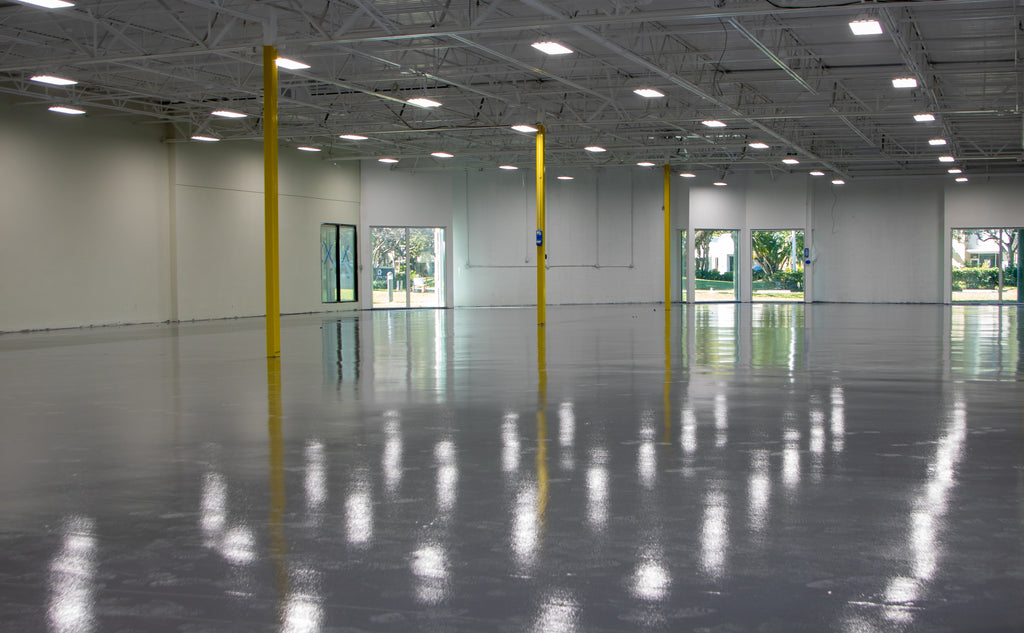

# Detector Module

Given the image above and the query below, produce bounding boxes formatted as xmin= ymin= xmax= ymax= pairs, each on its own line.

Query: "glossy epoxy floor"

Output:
xmin=1 ymin=304 xmax=1022 ymax=633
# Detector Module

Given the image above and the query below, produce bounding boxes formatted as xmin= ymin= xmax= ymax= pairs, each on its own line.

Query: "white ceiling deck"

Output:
xmin=2 ymin=0 xmax=1021 ymax=179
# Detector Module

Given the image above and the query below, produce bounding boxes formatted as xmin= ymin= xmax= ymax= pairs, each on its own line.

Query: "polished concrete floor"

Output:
xmin=1 ymin=304 xmax=1022 ymax=633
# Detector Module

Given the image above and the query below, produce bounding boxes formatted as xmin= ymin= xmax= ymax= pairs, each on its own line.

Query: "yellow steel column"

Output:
xmin=663 ymin=163 xmax=672 ymax=310
xmin=536 ymin=125 xmax=546 ymax=326
xmin=264 ymin=45 xmax=281 ymax=358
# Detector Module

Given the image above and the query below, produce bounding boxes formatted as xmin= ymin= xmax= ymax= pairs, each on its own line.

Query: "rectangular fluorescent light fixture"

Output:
xmin=892 ymin=77 xmax=918 ymax=88
xmin=938 ymin=155 xmax=955 ymax=163
xmin=713 ymin=181 xmax=727 ymax=186
xmin=378 ymin=157 xmax=399 ymax=163
xmin=339 ymin=134 xmax=368 ymax=141
xmin=636 ymin=161 xmax=656 ymax=167
xmin=499 ymin=165 xmax=519 ymax=170
xmin=679 ymin=172 xmax=696 ymax=178
xmin=557 ymin=175 xmax=574 ymax=180
xmin=584 ymin=146 xmax=606 ymax=153
xmin=748 ymin=142 xmax=769 ymax=149
xmin=407 ymin=97 xmax=442 ymax=108
xmin=297 ymin=146 xmax=321 ymax=152
xmin=832 ymin=179 xmax=846 ymax=185
xmin=947 ymin=168 xmax=962 ymax=174
xmin=31 ymin=74 xmax=77 ymax=86
xmin=211 ymin=110 xmax=246 ymax=118
xmin=633 ymin=88 xmax=664 ymax=98
xmin=17 ymin=0 xmax=74 ymax=7
xmin=531 ymin=41 xmax=573 ymax=55
xmin=275 ymin=57 xmax=310 ymax=70
xmin=928 ymin=138 xmax=947 ymax=146
xmin=702 ymin=120 xmax=727 ymax=128
xmin=48 ymin=105 xmax=84 ymax=115
xmin=914 ymin=113 xmax=936 ymax=122
xmin=782 ymin=158 xmax=800 ymax=165
xmin=955 ymin=177 xmax=969 ymax=183
xmin=809 ymin=170 xmax=826 ymax=176
xmin=849 ymin=19 xmax=882 ymax=35
xmin=191 ymin=135 xmax=219 ymax=142
xmin=431 ymin=151 xmax=454 ymax=158
xmin=511 ymin=124 xmax=538 ymax=133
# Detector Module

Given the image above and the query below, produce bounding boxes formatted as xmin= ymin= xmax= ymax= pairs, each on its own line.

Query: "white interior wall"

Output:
xmin=362 ymin=163 xmax=671 ymax=307
xmin=809 ymin=178 xmax=944 ymax=303
xmin=174 ymin=142 xmax=360 ymax=320
xmin=0 ymin=99 xmax=170 ymax=332
xmin=6 ymin=90 xmax=1024 ymax=333
xmin=0 ymin=97 xmax=360 ymax=332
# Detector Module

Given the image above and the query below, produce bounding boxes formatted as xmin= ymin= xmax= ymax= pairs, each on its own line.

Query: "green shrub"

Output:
xmin=697 ymin=270 xmax=733 ymax=282
xmin=952 ymin=267 xmax=997 ymax=289
xmin=774 ymin=271 xmax=804 ymax=291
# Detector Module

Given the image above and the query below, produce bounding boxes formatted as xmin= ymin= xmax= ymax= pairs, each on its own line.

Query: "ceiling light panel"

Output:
xmin=531 ymin=41 xmax=573 ymax=55
xmin=408 ymin=97 xmax=442 ymax=108
xmin=31 ymin=75 xmax=77 ymax=86
xmin=849 ymin=19 xmax=883 ymax=35
xmin=275 ymin=57 xmax=309 ymax=70
xmin=892 ymin=77 xmax=918 ymax=88
xmin=17 ymin=0 xmax=74 ymax=7
xmin=633 ymin=88 xmax=664 ymax=98
xmin=48 ymin=105 xmax=84 ymax=115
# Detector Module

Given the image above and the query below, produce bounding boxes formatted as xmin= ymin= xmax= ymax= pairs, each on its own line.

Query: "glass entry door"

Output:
xmin=751 ymin=230 xmax=804 ymax=302
xmin=371 ymin=227 xmax=446 ymax=308
xmin=694 ymin=229 xmax=738 ymax=302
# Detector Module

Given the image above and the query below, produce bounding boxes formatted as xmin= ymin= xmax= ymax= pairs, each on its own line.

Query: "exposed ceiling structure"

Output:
xmin=1 ymin=0 xmax=1022 ymax=180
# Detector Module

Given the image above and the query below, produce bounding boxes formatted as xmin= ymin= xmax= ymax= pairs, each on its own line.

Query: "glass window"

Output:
xmin=751 ymin=230 xmax=804 ymax=302
xmin=694 ymin=229 xmax=738 ymax=302
xmin=321 ymin=224 xmax=357 ymax=303
xmin=952 ymin=228 xmax=1022 ymax=303
xmin=372 ymin=226 xmax=446 ymax=309
xmin=679 ymin=230 xmax=688 ymax=302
